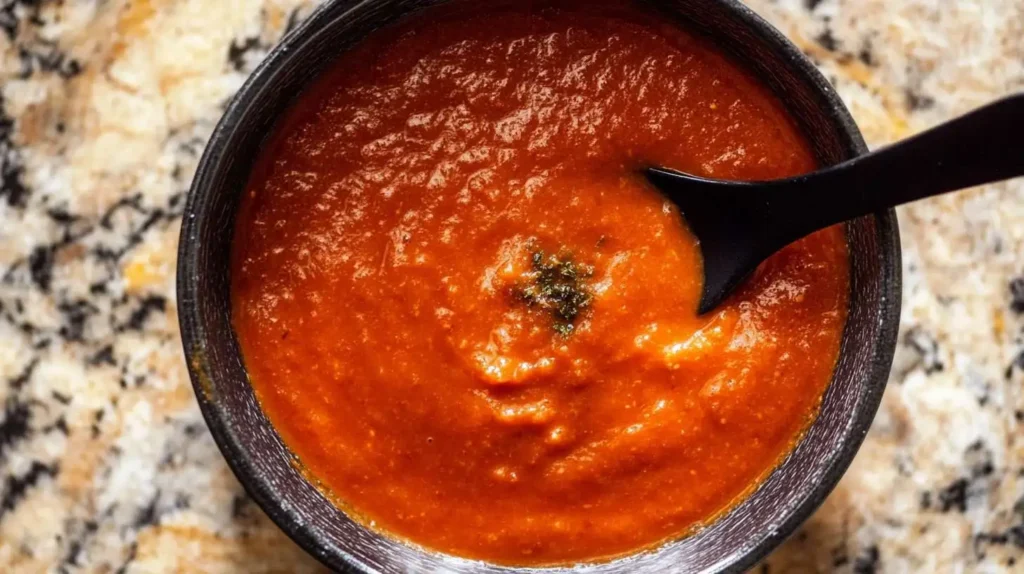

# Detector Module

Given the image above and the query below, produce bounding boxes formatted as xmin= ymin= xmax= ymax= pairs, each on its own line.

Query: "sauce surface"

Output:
xmin=232 ymin=1 xmax=849 ymax=565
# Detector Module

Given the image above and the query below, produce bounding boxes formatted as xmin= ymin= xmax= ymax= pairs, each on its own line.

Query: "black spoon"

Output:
xmin=646 ymin=93 xmax=1024 ymax=315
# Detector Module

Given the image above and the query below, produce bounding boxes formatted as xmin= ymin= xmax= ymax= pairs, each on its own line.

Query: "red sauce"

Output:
xmin=232 ymin=1 xmax=848 ymax=565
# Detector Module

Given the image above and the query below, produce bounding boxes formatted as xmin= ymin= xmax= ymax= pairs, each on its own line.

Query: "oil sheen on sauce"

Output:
xmin=232 ymin=1 xmax=849 ymax=565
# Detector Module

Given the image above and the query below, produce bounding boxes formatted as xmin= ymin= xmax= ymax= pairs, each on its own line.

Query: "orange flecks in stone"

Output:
xmin=993 ymin=308 xmax=1005 ymax=339
xmin=3 ymin=552 xmax=49 ymax=573
xmin=266 ymin=4 xmax=287 ymax=33
xmin=157 ymin=70 xmax=202 ymax=96
xmin=59 ymin=431 xmax=117 ymax=499
xmin=55 ymin=243 xmax=87 ymax=266
xmin=124 ymin=226 xmax=178 ymax=292
xmin=112 ymin=0 xmax=158 ymax=58
xmin=124 ymin=257 xmax=162 ymax=293
xmin=787 ymin=28 xmax=913 ymax=143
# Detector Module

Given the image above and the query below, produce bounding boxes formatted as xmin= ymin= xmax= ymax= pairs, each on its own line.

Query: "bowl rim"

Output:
xmin=177 ymin=1 xmax=901 ymax=572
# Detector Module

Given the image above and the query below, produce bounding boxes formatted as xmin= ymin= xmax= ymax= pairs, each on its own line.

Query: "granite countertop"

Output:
xmin=1 ymin=0 xmax=1022 ymax=572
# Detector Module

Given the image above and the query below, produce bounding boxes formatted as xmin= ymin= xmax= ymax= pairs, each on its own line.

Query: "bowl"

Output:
xmin=177 ymin=0 xmax=902 ymax=571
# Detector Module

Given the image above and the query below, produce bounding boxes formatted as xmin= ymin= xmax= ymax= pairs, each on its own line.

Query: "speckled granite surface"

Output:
xmin=0 ymin=0 xmax=1022 ymax=572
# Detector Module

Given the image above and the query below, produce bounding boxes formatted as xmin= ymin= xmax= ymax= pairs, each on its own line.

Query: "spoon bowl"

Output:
xmin=648 ymin=93 xmax=1024 ymax=313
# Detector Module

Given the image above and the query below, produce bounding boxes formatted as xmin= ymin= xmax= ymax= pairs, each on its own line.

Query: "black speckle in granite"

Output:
xmin=0 ymin=4 xmax=17 ymax=40
xmin=858 ymin=39 xmax=876 ymax=66
xmin=128 ymin=208 xmax=166 ymax=244
xmin=9 ymin=357 xmax=39 ymax=390
xmin=1010 ymin=277 xmax=1024 ymax=313
xmin=99 ymin=194 xmax=145 ymax=230
xmin=832 ymin=548 xmax=849 ymax=567
xmin=33 ymin=337 xmax=50 ymax=350
xmin=228 ymin=35 xmax=262 ymax=71
xmin=16 ymin=40 xmax=82 ymax=80
xmin=1014 ymin=495 xmax=1024 ymax=519
xmin=27 ymin=245 xmax=54 ymax=291
xmin=174 ymin=493 xmax=190 ymax=510
xmin=977 ymin=524 xmax=1024 ymax=553
xmin=133 ymin=491 xmax=161 ymax=529
xmin=0 ymin=92 xmax=29 ymax=208
xmin=65 ymin=59 xmax=82 ymax=77
xmin=896 ymin=454 xmax=914 ymax=477
xmin=1015 ymin=410 xmax=1024 ymax=422
xmin=90 ymin=409 xmax=104 ymax=438
xmin=231 ymin=494 xmax=251 ymax=518
xmin=1010 ymin=526 xmax=1024 ymax=548
xmin=88 ymin=344 xmax=116 ymax=367
xmin=1009 ymin=350 xmax=1024 ymax=379
xmin=119 ymin=294 xmax=167 ymax=332
xmin=46 ymin=207 xmax=78 ymax=224
xmin=816 ymin=28 xmax=840 ymax=52
xmin=853 ymin=546 xmax=879 ymax=574
xmin=168 ymin=191 xmax=184 ymax=209
xmin=977 ymin=491 xmax=1024 ymax=552
xmin=966 ymin=454 xmax=991 ymax=476
xmin=0 ymin=399 xmax=32 ymax=459
xmin=177 ymin=136 xmax=206 ymax=158
xmin=43 ymin=415 xmax=68 ymax=436
xmin=938 ymin=478 xmax=969 ymax=513
xmin=804 ymin=0 xmax=825 ymax=10
xmin=92 ymin=245 xmax=121 ymax=262
xmin=904 ymin=327 xmax=944 ymax=374
xmin=58 ymin=299 xmax=98 ymax=342
xmin=0 ymin=461 xmax=59 ymax=515
xmin=976 ymin=532 xmax=1008 ymax=555
xmin=59 ymin=519 xmax=99 ymax=573
xmin=906 ymin=89 xmax=936 ymax=111
xmin=89 ymin=281 xmax=107 ymax=295
xmin=183 ymin=422 xmax=203 ymax=438
xmin=19 ymin=320 xmax=37 ymax=336
xmin=92 ymin=194 xmax=179 ymax=264
xmin=17 ymin=47 xmax=34 ymax=79
xmin=920 ymin=491 xmax=932 ymax=510
xmin=50 ymin=391 xmax=71 ymax=405
xmin=1010 ymin=557 xmax=1018 ymax=567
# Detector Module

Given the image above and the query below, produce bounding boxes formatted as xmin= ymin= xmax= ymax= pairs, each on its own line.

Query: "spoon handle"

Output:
xmin=772 ymin=92 xmax=1024 ymax=241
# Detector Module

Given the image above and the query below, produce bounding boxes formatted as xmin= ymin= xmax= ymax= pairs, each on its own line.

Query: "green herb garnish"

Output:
xmin=516 ymin=249 xmax=594 ymax=336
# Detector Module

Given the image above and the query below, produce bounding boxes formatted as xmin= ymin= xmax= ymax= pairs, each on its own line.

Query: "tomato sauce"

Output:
xmin=231 ymin=0 xmax=848 ymax=565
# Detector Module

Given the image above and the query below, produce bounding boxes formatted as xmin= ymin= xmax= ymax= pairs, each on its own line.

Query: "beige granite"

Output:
xmin=0 ymin=0 xmax=1021 ymax=572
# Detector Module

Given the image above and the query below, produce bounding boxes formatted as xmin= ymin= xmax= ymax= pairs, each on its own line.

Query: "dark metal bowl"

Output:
xmin=177 ymin=1 xmax=901 ymax=571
